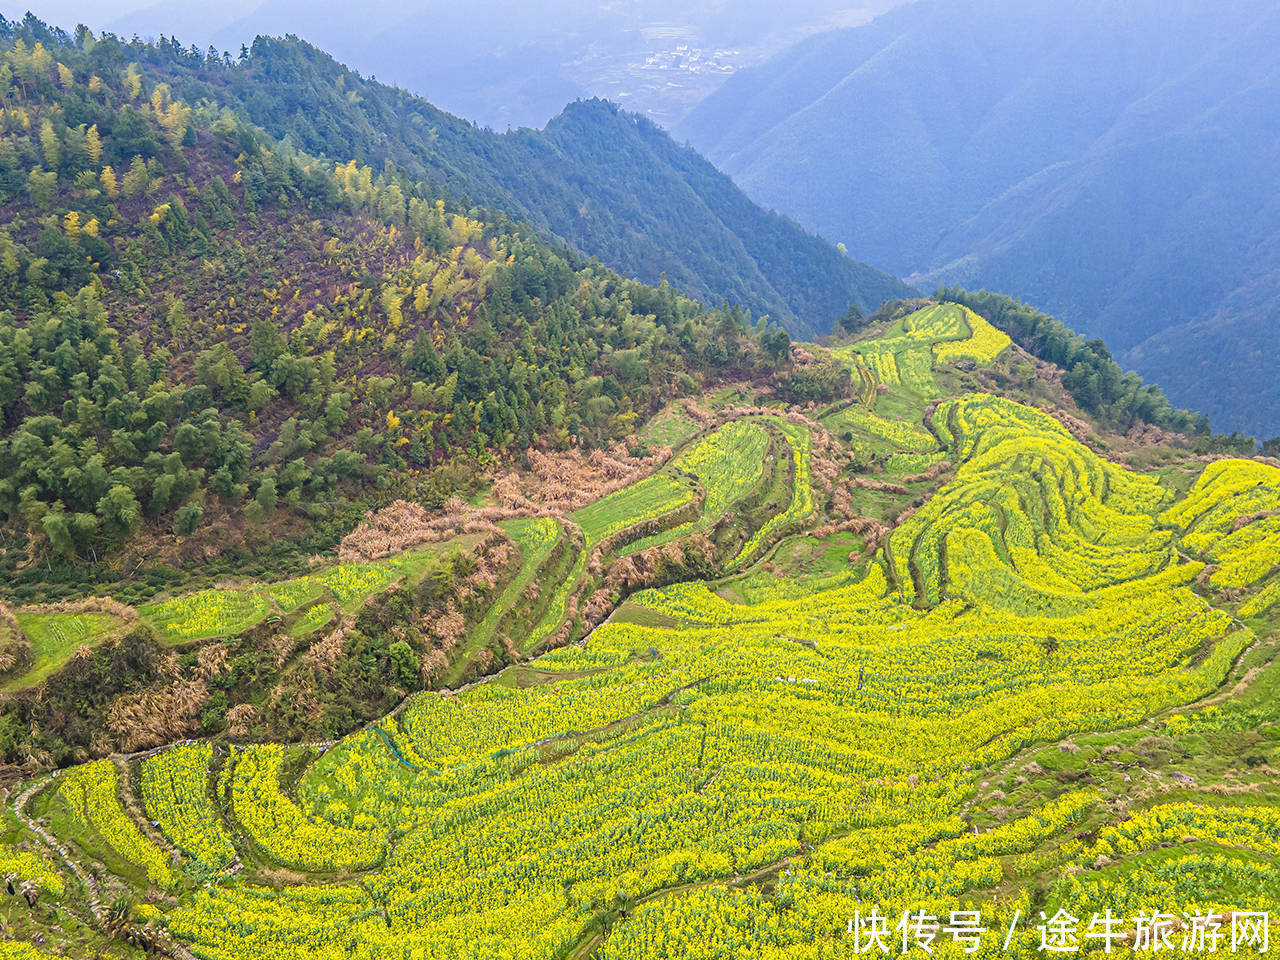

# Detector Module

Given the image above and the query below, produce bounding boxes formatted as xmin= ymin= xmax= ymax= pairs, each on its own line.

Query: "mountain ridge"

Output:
xmin=676 ymin=0 xmax=1280 ymax=439
xmin=100 ymin=27 xmax=915 ymax=338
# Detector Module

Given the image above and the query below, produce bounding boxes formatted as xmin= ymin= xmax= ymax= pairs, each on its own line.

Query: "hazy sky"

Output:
xmin=1 ymin=1 xmax=155 ymax=29
xmin=0 ymin=0 xmax=905 ymax=129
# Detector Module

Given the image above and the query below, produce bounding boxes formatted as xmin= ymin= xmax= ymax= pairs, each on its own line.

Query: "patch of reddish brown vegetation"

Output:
xmin=106 ymin=678 xmax=207 ymax=752
xmin=491 ymin=439 xmax=672 ymax=513
xmin=850 ymin=476 xmax=909 ymax=495
xmin=104 ymin=642 xmax=234 ymax=752
xmin=418 ymin=531 xmax=515 ymax=657
xmin=680 ymin=397 xmax=718 ymax=429
xmin=812 ymin=517 xmax=892 ymax=559
xmin=338 ymin=498 xmax=506 ymax=562
xmin=0 ymin=602 xmax=28 ymax=675
xmin=903 ymin=461 xmax=953 ymax=484
xmin=578 ymin=536 xmax=716 ymax=636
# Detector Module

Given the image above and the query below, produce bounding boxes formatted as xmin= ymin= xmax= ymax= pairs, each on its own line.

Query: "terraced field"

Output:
xmin=7 ymin=610 xmax=131 ymax=687
xmin=445 ymin=516 xmax=561 ymax=672
xmin=0 ymin=543 xmax=472 ymax=696
xmin=136 ymin=560 xmax=412 ymax=644
xmin=728 ymin=418 xmax=813 ymax=567
xmin=833 ymin=302 xmax=1010 ymax=399
xmin=4 ymin=301 xmax=1279 ymax=960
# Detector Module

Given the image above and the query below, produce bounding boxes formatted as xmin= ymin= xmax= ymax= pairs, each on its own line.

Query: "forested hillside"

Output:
xmin=0 ymin=21 xmax=804 ymax=600
xmin=677 ymin=0 xmax=1280 ymax=439
xmin=70 ymin=20 xmax=915 ymax=340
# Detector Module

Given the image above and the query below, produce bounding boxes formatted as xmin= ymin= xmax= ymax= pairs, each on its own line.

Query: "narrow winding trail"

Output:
xmin=13 ymin=776 xmax=103 ymax=922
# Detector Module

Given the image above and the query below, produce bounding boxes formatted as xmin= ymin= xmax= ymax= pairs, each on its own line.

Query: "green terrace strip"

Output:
xmin=137 ymin=554 xmax=429 ymax=644
xmin=138 ymin=586 xmax=272 ymax=644
xmin=932 ymin=304 xmax=1012 ymax=364
xmin=0 ymin=543 xmax=464 ymax=696
xmin=520 ymin=472 xmax=699 ymax=651
xmin=618 ymin=421 xmax=772 ymax=558
xmin=831 ymin=302 xmax=1011 ymax=400
xmin=728 ymin=419 xmax=813 ymax=568
xmin=824 ymin=406 xmax=939 ymax=453
xmin=289 ymin=602 xmax=336 ymax=638
xmin=8 ymin=610 xmax=129 ymax=687
xmin=571 ymin=474 xmax=695 ymax=548
xmin=675 ymin=421 xmax=770 ymax=519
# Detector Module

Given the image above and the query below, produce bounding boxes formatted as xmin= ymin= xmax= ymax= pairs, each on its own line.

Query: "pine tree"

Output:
xmin=39 ymin=118 xmax=59 ymax=169
xmin=166 ymin=298 xmax=189 ymax=343
xmin=411 ymin=329 xmax=445 ymax=380
xmin=85 ymin=124 xmax=102 ymax=164
xmin=99 ymin=164 xmax=118 ymax=198
xmin=122 ymin=63 xmax=142 ymax=100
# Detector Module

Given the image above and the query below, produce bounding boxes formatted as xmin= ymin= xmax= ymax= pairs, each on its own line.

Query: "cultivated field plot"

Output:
xmin=139 ymin=586 xmax=272 ymax=643
xmin=11 ymin=303 xmax=1280 ymax=960
xmin=571 ymin=473 xmax=695 ymax=547
xmin=675 ymin=419 xmax=769 ymax=519
xmin=137 ymin=555 xmax=431 ymax=643
xmin=141 ymin=742 xmax=236 ymax=868
xmin=728 ymin=418 xmax=813 ymax=567
xmin=517 ymin=473 xmax=698 ymax=652
xmin=824 ymin=405 xmax=939 ymax=453
xmin=0 ymin=547 xmax=457 ymax=692
xmin=9 ymin=610 xmax=130 ymax=687
xmin=833 ymin=302 xmax=1011 ymax=401
xmin=617 ymin=420 xmax=773 ymax=559
xmin=98 ymin=391 xmax=1277 ymax=960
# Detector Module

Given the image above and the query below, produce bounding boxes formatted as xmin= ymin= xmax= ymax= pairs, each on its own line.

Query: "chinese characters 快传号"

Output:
xmin=847 ymin=908 xmax=1270 ymax=953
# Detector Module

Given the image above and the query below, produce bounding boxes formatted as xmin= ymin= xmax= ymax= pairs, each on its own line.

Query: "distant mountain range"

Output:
xmin=97 ymin=0 xmax=902 ymax=130
xmin=677 ymin=0 xmax=1280 ymax=439
xmin=131 ymin=33 xmax=912 ymax=338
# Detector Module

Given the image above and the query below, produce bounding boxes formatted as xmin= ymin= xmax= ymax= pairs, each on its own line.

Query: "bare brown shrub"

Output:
xmin=903 ymin=461 xmax=952 ymax=484
xmin=493 ymin=439 xmax=672 ymax=513
xmin=426 ymin=600 xmax=466 ymax=650
xmin=106 ymin=679 xmax=207 ymax=752
xmin=226 ymin=703 xmax=259 ymax=737
xmin=194 ymin=644 xmax=229 ymax=680
xmin=305 ymin=626 xmax=347 ymax=674
xmin=851 ymin=476 xmax=909 ymax=495
xmin=420 ymin=649 xmax=448 ymax=683
xmin=339 ymin=499 xmax=513 ymax=563
xmin=0 ymin=602 xmax=29 ymax=674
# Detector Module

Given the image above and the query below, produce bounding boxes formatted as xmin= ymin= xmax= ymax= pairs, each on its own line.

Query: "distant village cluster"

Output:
xmin=639 ymin=43 xmax=740 ymax=78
